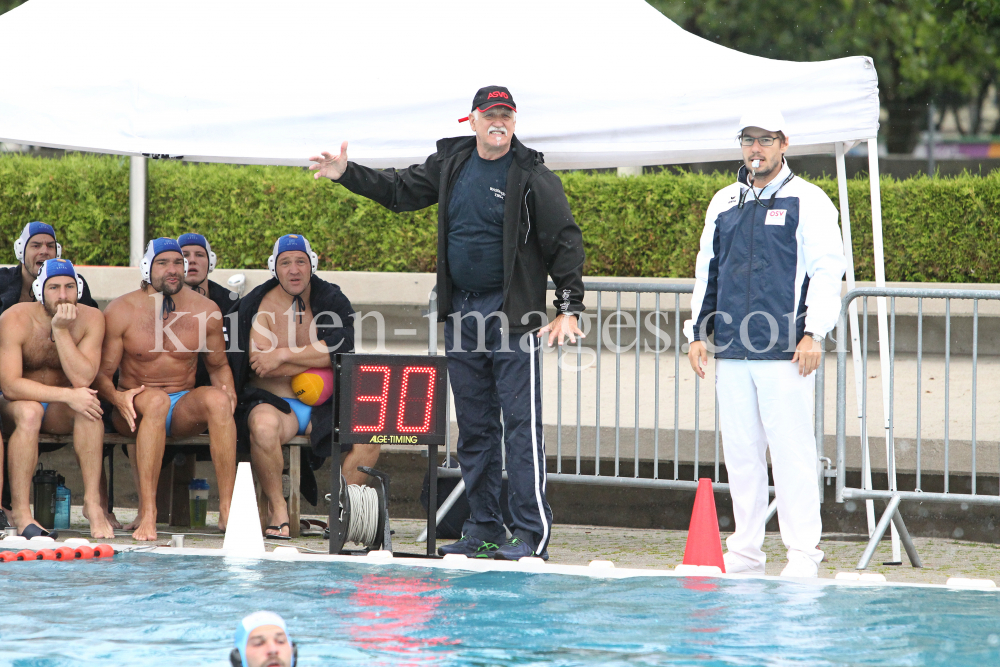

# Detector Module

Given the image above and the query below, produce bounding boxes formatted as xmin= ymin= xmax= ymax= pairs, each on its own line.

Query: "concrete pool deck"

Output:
xmin=55 ymin=507 xmax=1000 ymax=586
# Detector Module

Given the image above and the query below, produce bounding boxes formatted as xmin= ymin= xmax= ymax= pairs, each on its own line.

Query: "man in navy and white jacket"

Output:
xmin=684 ymin=109 xmax=846 ymax=578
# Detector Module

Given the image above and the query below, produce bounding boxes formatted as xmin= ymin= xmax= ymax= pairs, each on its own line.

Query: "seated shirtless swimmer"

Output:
xmin=0 ymin=222 xmax=111 ymax=531
xmin=94 ymin=238 xmax=237 ymax=540
xmin=228 ymin=234 xmax=374 ymax=539
xmin=0 ymin=259 xmax=114 ymax=539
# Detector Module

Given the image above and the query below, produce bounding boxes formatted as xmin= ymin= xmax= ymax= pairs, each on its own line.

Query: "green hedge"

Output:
xmin=1 ymin=153 xmax=998 ymax=282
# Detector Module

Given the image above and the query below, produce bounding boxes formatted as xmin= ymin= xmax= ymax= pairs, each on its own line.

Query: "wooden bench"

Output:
xmin=36 ymin=433 xmax=309 ymax=538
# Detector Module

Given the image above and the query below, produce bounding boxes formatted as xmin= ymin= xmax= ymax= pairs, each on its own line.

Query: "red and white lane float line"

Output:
xmin=0 ymin=536 xmax=117 ymax=562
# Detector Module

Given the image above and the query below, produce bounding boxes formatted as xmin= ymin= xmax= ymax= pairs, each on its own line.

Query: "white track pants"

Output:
xmin=715 ymin=359 xmax=823 ymax=569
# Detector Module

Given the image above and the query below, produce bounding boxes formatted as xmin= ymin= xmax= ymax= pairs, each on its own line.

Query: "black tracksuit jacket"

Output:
xmin=193 ymin=278 xmax=239 ymax=388
xmin=0 ymin=264 xmax=98 ymax=314
xmin=333 ymin=135 xmax=586 ymax=334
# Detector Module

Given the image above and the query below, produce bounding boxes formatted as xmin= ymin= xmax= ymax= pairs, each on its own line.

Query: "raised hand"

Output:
xmin=309 ymin=141 xmax=349 ymax=181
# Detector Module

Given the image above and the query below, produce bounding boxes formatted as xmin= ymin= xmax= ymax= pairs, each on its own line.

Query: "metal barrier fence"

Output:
xmin=419 ymin=280 xmax=831 ymax=539
xmin=835 ymin=286 xmax=1000 ymax=569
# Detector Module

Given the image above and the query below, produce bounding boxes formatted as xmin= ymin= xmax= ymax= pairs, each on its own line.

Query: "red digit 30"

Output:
xmin=353 ymin=365 xmax=391 ymax=432
xmin=397 ymin=366 xmax=436 ymax=433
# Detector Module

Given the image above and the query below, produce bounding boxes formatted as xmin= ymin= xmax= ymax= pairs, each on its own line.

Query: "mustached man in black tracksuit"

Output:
xmin=309 ymin=86 xmax=586 ymax=560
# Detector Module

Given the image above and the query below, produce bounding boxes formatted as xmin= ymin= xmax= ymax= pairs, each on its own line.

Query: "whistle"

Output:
xmin=752 ymin=159 xmax=760 ymax=169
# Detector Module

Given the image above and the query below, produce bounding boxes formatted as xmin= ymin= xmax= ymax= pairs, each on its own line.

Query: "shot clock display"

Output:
xmin=336 ymin=354 xmax=449 ymax=446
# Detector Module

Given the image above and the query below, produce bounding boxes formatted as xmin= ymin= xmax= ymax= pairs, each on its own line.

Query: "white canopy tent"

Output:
xmin=0 ymin=0 xmax=895 ymax=552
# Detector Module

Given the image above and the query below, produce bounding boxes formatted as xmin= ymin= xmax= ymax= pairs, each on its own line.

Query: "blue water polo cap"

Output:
xmin=233 ymin=611 xmax=294 ymax=667
xmin=141 ymin=237 xmax=188 ymax=283
xmin=267 ymin=234 xmax=318 ymax=278
xmin=15 ymin=221 xmax=61 ymax=263
xmin=177 ymin=233 xmax=217 ymax=273
xmin=32 ymin=258 xmax=83 ymax=303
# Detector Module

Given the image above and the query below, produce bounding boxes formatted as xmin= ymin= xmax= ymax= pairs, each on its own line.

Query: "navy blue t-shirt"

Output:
xmin=446 ymin=149 xmax=513 ymax=292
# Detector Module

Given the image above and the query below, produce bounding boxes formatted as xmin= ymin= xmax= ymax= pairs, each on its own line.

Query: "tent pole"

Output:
xmin=866 ymin=137 xmax=901 ymax=562
xmin=835 ymin=142 xmax=875 ymax=534
xmin=129 ymin=156 xmax=147 ymax=267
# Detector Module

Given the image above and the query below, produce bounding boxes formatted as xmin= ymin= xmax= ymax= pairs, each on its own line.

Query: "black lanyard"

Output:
xmin=738 ymin=170 xmax=795 ymax=210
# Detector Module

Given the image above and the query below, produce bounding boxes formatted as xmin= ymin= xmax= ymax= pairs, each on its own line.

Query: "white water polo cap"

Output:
xmin=15 ymin=221 xmax=62 ymax=264
xmin=737 ymin=108 xmax=787 ymax=135
xmin=140 ymin=237 xmax=188 ymax=283
xmin=32 ymin=258 xmax=83 ymax=303
xmin=268 ymin=234 xmax=318 ymax=279
xmin=177 ymin=232 xmax=217 ymax=273
xmin=232 ymin=611 xmax=295 ymax=667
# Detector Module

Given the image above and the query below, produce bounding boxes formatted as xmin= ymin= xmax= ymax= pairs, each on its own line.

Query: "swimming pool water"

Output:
xmin=0 ymin=553 xmax=998 ymax=666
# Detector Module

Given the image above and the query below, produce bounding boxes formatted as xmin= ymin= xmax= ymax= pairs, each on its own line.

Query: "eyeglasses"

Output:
xmin=740 ymin=135 xmax=780 ymax=147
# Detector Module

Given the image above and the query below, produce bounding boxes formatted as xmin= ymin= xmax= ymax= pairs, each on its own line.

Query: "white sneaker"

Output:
xmin=780 ymin=550 xmax=819 ymax=578
xmin=723 ymin=551 xmax=765 ymax=574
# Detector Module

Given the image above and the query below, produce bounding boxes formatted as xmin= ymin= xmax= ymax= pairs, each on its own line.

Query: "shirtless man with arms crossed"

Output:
xmin=95 ymin=238 xmax=237 ymax=541
xmin=232 ymin=234 xmax=370 ymax=538
xmin=0 ymin=259 xmax=114 ymax=539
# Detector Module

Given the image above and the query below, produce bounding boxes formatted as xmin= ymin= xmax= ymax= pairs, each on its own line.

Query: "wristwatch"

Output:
xmin=803 ymin=331 xmax=824 ymax=344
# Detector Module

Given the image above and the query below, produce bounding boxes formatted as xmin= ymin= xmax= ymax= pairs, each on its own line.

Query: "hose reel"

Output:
xmin=326 ymin=466 xmax=392 ymax=554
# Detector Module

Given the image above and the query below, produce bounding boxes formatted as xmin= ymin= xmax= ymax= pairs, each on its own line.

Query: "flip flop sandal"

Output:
xmin=299 ymin=518 xmax=328 ymax=536
xmin=265 ymin=523 xmax=292 ymax=540
xmin=21 ymin=524 xmax=58 ymax=540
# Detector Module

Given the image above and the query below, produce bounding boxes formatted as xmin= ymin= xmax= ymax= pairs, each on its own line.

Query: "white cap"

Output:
xmin=234 ymin=611 xmax=292 ymax=667
xmin=737 ymin=109 xmax=786 ymax=134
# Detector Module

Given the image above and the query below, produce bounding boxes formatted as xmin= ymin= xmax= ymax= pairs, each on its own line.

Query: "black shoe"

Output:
xmin=437 ymin=535 xmax=500 ymax=558
xmin=494 ymin=537 xmax=548 ymax=561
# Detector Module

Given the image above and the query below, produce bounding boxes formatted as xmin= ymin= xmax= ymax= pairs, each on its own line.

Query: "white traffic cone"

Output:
xmin=222 ymin=462 xmax=265 ymax=555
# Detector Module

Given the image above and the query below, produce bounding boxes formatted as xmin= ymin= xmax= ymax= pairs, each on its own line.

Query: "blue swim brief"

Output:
xmin=281 ymin=397 xmax=312 ymax=436
xmin=165 ymin=390 xmax=189 ymax=437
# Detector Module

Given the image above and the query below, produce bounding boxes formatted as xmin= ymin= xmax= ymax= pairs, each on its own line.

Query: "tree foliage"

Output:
xmin=2 ymin=153 xmax=999 ymax=283
xmin=0 ymin=1 xmax=26 ymax=16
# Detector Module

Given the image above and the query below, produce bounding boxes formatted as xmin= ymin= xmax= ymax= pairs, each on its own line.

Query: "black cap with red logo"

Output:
xmin=458 ymin=86 xmax=516 ymax=123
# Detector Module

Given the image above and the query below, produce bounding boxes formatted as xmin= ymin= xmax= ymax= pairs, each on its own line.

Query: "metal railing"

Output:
xmin=835 ymin=286 xmax=1000 ymax=568
xmin=419 ymin=281 xmax=997 ymax=565
xmin=417 ymin=281 xmax=832 ymax=539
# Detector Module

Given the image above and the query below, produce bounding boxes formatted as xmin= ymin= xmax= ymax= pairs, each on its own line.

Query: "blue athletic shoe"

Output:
xmin=437 ymin=535 xmax=500 ymax=558
xmin=493 ymin=537 xmax=548 ymax=561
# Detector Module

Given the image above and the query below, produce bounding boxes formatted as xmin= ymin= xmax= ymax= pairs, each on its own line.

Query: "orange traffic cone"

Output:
xmin=682 ymin=478 xmax=726 ymax=572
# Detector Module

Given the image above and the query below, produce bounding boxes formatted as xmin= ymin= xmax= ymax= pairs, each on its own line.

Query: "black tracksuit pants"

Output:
xmin=445 ymin=288 xmax=552 ymax=553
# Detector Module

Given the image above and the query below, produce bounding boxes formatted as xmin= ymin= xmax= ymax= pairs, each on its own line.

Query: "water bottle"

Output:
xmin=31 ymin=465 xmax=58 ymax=529
xmin=189 ymin=479 xmax=210 ymax=528
xmin=54 ymin=478 xmax=71 ymax=530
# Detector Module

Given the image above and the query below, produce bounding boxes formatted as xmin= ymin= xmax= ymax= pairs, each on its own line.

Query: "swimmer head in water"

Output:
xmin=231 ymin=611 xmax=297 ymax=667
